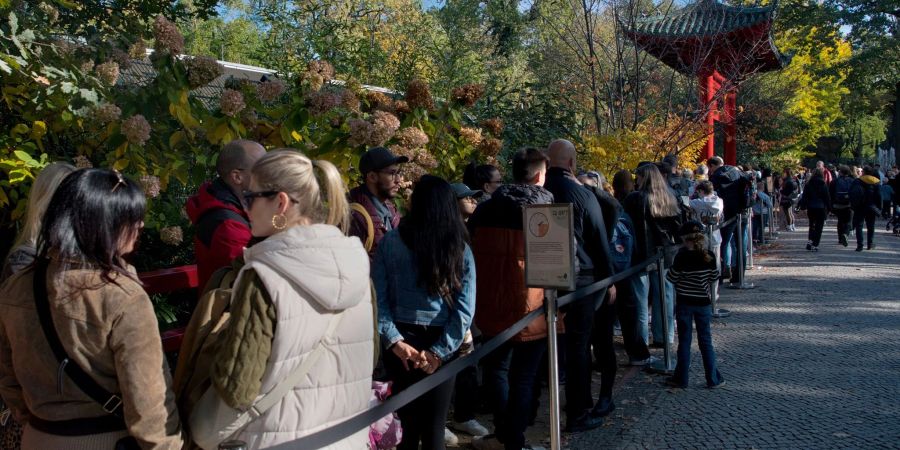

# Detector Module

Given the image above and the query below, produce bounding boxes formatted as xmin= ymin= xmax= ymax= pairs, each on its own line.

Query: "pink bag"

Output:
xmin=368 ymin=381 xmax=402 ymax=450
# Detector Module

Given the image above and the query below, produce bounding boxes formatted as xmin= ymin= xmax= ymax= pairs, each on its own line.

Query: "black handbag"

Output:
xmin=32 ymin=258 xmax=139 ymax=450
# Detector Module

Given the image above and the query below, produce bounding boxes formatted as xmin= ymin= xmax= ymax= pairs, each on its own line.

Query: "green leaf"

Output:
xmin=0 ymin=59 xmax=11 ymax=74
xmin=8 ymin=12 xmax=17 ymax=35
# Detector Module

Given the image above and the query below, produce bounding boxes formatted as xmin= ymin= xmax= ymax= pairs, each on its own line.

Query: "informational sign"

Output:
xmin=524 ymin=204 xmax=576 ymax=290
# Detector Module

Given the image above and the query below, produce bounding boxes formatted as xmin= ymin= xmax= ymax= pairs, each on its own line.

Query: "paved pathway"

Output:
xmin=566 ymin=217 xmax=900 ymax=449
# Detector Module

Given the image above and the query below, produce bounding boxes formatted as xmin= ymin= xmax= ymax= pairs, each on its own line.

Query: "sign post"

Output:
xmin=524 ymin=204 xmax=575 ymax=450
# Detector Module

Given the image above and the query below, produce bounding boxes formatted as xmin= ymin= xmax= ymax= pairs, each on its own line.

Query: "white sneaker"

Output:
xmin=444 ymin=427 xmax=459 ymax=446
xmin=450 ymin=418 xmax=490 ymax=437
xmin=472 ymin=435 xmax=504 ymax=450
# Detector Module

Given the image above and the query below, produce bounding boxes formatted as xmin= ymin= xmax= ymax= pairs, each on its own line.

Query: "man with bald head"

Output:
xmin=186 ymin=139 xmax=266 ymax=288
xmin=544 ymin=139 xmax=617 ymax=433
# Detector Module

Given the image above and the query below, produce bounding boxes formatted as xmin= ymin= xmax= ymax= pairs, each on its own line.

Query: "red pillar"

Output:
xmin=724 ymin=88 xmax=737 ymax=166
xmin=700 ymin=73 xmax=716 ymax=161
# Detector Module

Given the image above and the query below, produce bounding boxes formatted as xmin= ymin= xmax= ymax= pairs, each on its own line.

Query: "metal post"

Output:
xmin=729 ymin=212 xmax=755 ymax=290
xmin=649 ymin=249 xmax=674 ymax=374
xmin=747 ymin=211 xmax=755 ymax=269
xmin=545 ymin=290 xmax=562 ymax=450
xmin=707 ymin=224 xmax=731 ymax=318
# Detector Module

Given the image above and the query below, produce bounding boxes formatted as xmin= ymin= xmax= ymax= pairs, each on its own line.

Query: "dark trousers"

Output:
xmin=386 ymin=324 xmax=456 ymax=450
xmin=834 ymin=208 xmax=852 ymax=241
xmin=562 ymin=275 xmax=606 ymax=419
xmin=807 ymin=208 xmax=827 ymax=247
xmin=673 ymin=304 xmax=723 ymax=387
xmin=590 ymin=296 xmax=617 ymax=400
xmin=719 ymin=215 xmax=746 ymax=282
xmin=483 ymin=339 xmax=546 ymax=450
xmin=453 ymin=364 xmax=479 ymax=422
xmin=614 ymin=279 xmax=650 ymax=361
xmin=853 ymin=210 xmax=877 ymax=248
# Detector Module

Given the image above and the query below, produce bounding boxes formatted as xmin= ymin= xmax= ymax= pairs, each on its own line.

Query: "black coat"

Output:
xmin=469 ymin=184 xmax=555 ymax=231
xmin=622 ymin=190 xmax=682 ymax=264
xmin=543 ymin=167 xmax=615 ymax=280
xmin=799 ymin=177 xmax=830 ymax=210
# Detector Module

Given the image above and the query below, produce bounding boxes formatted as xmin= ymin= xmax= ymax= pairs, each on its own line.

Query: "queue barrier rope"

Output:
xmin=266 ymin=251 xmax=666 ymax=450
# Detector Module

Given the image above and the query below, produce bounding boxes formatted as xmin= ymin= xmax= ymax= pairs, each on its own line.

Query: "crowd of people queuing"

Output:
xmin=0 ymin=135 xmax=896 ymax=450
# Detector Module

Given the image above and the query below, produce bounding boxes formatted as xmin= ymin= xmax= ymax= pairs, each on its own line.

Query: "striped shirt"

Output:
xmin=666 ymin=249 xmax=720 ymax=306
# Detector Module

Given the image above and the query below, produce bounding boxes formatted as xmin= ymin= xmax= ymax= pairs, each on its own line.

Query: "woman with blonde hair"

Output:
xmin=192 ymin=149 xmax=374 ymax=449
xmin=623 ymin=164 xmax=682 ymax=348
xmin=1 ymin=162 xmax=75 ymax=282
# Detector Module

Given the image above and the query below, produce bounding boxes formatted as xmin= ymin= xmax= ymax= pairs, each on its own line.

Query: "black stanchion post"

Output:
xmin=706 ymin=223 xmax=731 ymax=319
xmin=747 ymin=211 xmax=755 ymax=269
xmin=648 ymin=248 xmax=674 ymax=374
xmin=544 ymin=289 xmax=562 ymax=450
xmin=728 ymin=212 xmax=755 ymax=290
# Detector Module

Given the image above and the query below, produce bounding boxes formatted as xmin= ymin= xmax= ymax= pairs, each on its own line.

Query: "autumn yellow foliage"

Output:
xmin=581 ymin=116 xmax=708 ymax=176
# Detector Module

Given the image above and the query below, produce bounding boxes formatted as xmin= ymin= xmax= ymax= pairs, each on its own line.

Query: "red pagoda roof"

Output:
xmin=622 ymin=0 xmax=788 ymax=77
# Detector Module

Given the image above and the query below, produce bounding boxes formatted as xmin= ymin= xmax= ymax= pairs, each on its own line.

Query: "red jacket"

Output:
xmin=185 ymin=179 xmax=252 ymax=290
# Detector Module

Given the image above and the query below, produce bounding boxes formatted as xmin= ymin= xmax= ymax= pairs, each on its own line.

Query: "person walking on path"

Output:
xmin=829 ymin=165 xmax=855 ymax=247
xmin=780 ymin=168 xmax=799 ymax=232
xmin=799 ymin=168 xmax=830 ymax=251
xmin=375 ymin=175 xmax=476 ymax=450
xmin=544 ymin=139 xmax=616 ymax=433
xmin=186 ymin=139 xmax=266 ymax=290
xmin=664 ymin=221 xmax=724 ymax=389
xmin=850 ymin=166 xmax=882 ymax=251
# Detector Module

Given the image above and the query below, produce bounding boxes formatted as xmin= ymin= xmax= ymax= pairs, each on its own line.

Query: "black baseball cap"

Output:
xmin=450 ymin=183 xmax=483 ymax=199
xmin=359 ymin=147 xmax=409 ymax=175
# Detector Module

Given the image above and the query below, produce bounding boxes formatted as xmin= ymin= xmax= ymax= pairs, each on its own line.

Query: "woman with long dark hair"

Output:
xmin=374 ymin=175 xmax=476 ymax=450
xmin=0 ymin=169 xmax=183 ymax=449
xmin=623 ymin=164 xmax=682 ymax=348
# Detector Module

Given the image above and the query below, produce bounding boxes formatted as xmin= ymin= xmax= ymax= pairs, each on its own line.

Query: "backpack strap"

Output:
xmin=32 ymin=258 xmax=127 ymax=419
xmin=350 ymin=202 xmax=375 ymax=252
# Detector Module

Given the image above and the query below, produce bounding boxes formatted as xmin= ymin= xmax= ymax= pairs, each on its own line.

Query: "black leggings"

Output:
xmin=386 ymin=324 xmax=456 ymax=450
xmin=807 ymin=208 xmax=827 ymax=246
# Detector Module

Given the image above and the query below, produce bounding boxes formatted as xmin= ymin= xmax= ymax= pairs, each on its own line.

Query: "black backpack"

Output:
xmin=833 ymin=177 xmax=853 ymax=207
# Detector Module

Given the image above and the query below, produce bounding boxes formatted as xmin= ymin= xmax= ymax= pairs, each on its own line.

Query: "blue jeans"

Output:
xmin=629 ymin=273 xmax=650 ymax=344
xmin=482 ymin=339 xmax=546 ymax=450
xmin=673 ymin=304 xmax=723 ymax=387
xmin=648 ymin=268 xmax=674 ymax=345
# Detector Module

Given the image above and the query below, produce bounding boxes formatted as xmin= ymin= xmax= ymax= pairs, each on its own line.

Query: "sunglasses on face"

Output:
xmin=242 ymin=190 xmax=280 ymax=206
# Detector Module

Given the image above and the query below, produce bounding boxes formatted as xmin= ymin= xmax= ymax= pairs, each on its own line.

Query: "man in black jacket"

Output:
xmin=544 ymin=139 xmax=616 ymax=433
xmin=709 ymin=156 xmax=750 ymax=282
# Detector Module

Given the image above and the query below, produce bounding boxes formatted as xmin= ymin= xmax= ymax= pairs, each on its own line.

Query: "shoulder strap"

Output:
xmin=245 ymin=311 xmax=345 ymax=419
xmin=350 ymin=202 xmax=375 ymax=252
xmin=32 ymin=258 xmax=126 ymax=419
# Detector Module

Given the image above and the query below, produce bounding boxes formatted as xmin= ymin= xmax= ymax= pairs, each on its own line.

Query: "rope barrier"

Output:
xmin=266 ymin=251 xmax=665 ymax=450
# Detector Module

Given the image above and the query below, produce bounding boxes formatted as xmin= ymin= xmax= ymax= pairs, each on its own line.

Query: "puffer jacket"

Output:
xmin=850 ymin=175 xmax=882 ymax=213
xmin=468 ymin=184 xmax=555 ymax=342
xmin=186 ymin=178 xmax=253 ymax=290
xmin=0 ymin=259 xmax=183 ymax=449
xmin=211 ymin=224 xmax=374 ymax=449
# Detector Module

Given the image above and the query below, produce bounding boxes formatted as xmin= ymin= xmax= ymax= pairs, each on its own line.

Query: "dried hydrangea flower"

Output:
xmin=185 ymin=56 xmax=223 ymax=89
xmin=94 ymin=61 xmax=120 ymax=86
xmin=39 ymin=2 xmax=59 ymax=22
xmin=459 ymin=127 xmax=483 ymax=147
xmin=478 ymin=137 xmax=503 ymax=157
xmin=121 ymin=115 xmax=151 ymax=146
xmin=339 ymin=89 xmax=360 ymax=113
xmin=220 ymin=89 xmax=246 ymax=118
xmin=481 ymin=118 xmax=504 ymax=137
xmin=369 ymin=111 xmax=400 ymax=146
xmin=92 ymin=103 xmax=122 ymax=125
xmin=159 ymin=226 xmax=184 ymax=246
xmin=307 ymin=60 xmax=335 ymax=82
xmin=128 ymin=39 xmax=147 ymax=59
xmin=139 ymin=175 xmax=161 ymax=198
xmin=451 ymin=84 xmax=485 ymax=108
xmin=256 ymin=79 xmax=287 ymax=103
xmin=348 ymin=119 xmax=374 ymax=147
xmin=394 ymin=127 xmax=429 ymax=149
xmin=308 ymin=91 xmax=340 ymax=115
xmin=73 ymin=155 xmax=93 ymax=169
xmin=153 ymin=15 xmax=184 ymax=55
xmin=80 ymin=60 xmax=95 ymax=73
xmin=405 ymin=79 xmax=434 ymax=111
xmin=365 ymin=91 xmax=392 ymax=112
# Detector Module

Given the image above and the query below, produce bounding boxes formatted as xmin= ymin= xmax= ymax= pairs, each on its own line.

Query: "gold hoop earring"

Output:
xmin=272 ymin=214 xmax=288 ymax=230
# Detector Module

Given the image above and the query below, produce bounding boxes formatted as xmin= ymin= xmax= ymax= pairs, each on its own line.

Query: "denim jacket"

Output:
xmin=373 ymin=229 xmax=476 ymax=361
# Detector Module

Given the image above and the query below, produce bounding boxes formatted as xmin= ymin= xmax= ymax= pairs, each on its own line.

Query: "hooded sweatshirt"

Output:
xmin=210 ymin=224 xmax=374 ymax=449
xmin=850 ymin=175 xmax=881 ymax=213
xmin=186 ymin=179 xmax=253 ymax=290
